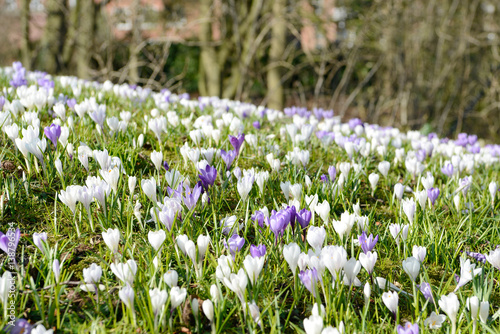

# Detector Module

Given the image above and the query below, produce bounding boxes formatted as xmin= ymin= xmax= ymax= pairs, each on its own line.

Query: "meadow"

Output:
xmin=0 ymin=61 xmax=499 ymax=333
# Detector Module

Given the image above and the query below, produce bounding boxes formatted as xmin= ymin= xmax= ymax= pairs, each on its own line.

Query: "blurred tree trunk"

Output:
xmin=266 ymin=0 xmax=286 ymax=110
xmin=62 ymin=0 xmax=82 ymax=67
xmin=40 ymin=0 xmax=68 ymax=73
xmin=76 ymin=0 xmax=94 ymax=79
xmin=20 ymin=0 xmax=31 ymax=70
xmin=199 ymin=0 xmax=221 ymax=97
xmin=128 ymin=0 xmax=141 ymax=84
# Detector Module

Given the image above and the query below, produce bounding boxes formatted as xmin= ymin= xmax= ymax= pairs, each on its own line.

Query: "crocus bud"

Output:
xmin=402 ymin=256 xmax=420 ymax=282
xmin=378 ymin=161 xmax=390 ymax=177
xmin=148 ymin=230 xmax=166 ymax=252
xmin=202 ymin=299 xmax=214 ymax=321
xmin=191 ymin=298 xmax=199 ymax=318
xmin=394 ymin=183 xmax=404 ymax=200
xmin=119 ymin=284 xmax=135 ymax=309
xmin=102 ymin=228 xmax=120 ymax=253
xmin=128 ymin=176 xmax=136 ymax=196
xmin=364 ymin=282 xmax=371 ymax=304
xmin=53 ymin=259 xmax=61 ymax=283
xmin=368 ymin=173 xmax=380 ymax=193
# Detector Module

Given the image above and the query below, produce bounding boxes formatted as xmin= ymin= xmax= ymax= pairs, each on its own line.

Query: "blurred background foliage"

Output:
xmin=1 ymin=0 xmax=499 ymax=141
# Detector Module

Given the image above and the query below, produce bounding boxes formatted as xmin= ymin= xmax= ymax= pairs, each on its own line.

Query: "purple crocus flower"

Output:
xmin=417 ymin=282 xmax=433 ymax=301
xmin=252 ymin=121 xmax=261 ymax=129
xmin=320 ymin=174 xmax=328 ymax=183
xmin=296 ymin=208 xmax=312 ymax=230
xmin=0 ymin=96 xmax=5 ymax=111
xmin=9 ymin=62 xmax=27 ymax=87
xmin=441 ymin=163 xmax=454 ymax=177
xmin=328 ymin=166 xmax=336 ymax=182
xmin=467 ymin=144 xmax=480 ymax=154
xmin=229 ymin=134 xmax=245 ymax=154
xmin=298 ymin=268 xmax=319 ymax=296
xmin=268 ymin=211 xmax=287 ymax=241
xmin=251 ymin=210 xmax=266 ymax=228
xmin=0 ymin=228 xmax=20 ymax=263
xmin=182 ymin=184 xmax=202 ymax=210
xmin=44 ymin=123 xmax=62 ymax=148
xmin=416 ymin=149 xmax=427 ymax=162
xmin=199 ymin=165 xmax=217 ymax=190
xmin=3 ymin=318 xmax=32 ymax=334
xmin=286 ymin=206 xmax=296 ymax=230
xmin=220 ymin=149 xmax=237 ymax=170
xmin=427 ymin=188 xmax=440 ymax=206
xmin=397 ymin=323 xmax=419 ymax=334
xmin=250 ymin=244 xmax=266 ymax=258
xmin=348 ymin=118 xmax=363 ymax=129
xmin=468 ymin=134 xmax=478 ymax=145
xmin=467 ymin=251 xmax=486 ymax=263
xmin=67 ymin=98 xmax=77 ymax=109
xmin=167 ymin=183 xmax=183 ymax=202
xmin=163 ymin=161 xmax=169 ymax=171
xmin=358 ymin=231 xmax=379 ymax=253
xmin=455 ymin=133 xmax=469 ymax=147
xmin=460 ymin=176 xmax=472 ymax=197
xmin=224 ymin=234 xmax=245 ymax=258
xmin=38 ymin=77 xmax=54 ymax=90
xmin=323 ymin=110 xmax=334 ymax=118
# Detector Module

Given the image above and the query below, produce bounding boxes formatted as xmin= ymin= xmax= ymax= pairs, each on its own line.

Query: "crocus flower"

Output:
xmin=33 ymin=232 xmax=48 ymax=255
xmin=438 ymin=292 xmax=459 ymax=333
xmin=424 ymin=311 xmax=446 ymax=329
xmin=397 ymin=322 xmax=419 ymax=334
xmin=250 ymin=244 xmax=266 ymax=258
xmin=163 ymin=160 xmax=170 ymax=171
xmin=102 ymin=228 xmax=120 ymax=253
xmin=183 ymin=183 xmax=202 ymax=210
xmin=252 ymin=121 xmax=260 ymax=129
xmin=296 ymin=208 xmax=312 ymax=230
xmin=2 ymin=318 xmax=32 ymax=334
xmin=441 ymin=163 xmax=454 ymax=177
xmin=486 ymin=248 xmax=500 ymax=269
xmin=268 ymin=211 xmax=287 ymax=241
xmin=220 ymin=149 xmax=237 ymax=170
xmin=251 ymin=210 xmax=266 ymax=228
xmin=359 ymin=251 xmax=377 ymax=275
xmin=202 ymin=299 xmax=214 ymax=322
xmin=307 ymin=226 xmax=326 ymax=252
xmin=229 ymin=134 xmax=245 ymax=154
xmin=0 ymin=228 xmax=20 ymax=263
xmin=382 ymin=291 xmax=399 ymax=315
xmin=199 ymin=164 xmax=217 ymax=190
xmin=467 ymin=251 xmax=486 ymax=263
xmin=164 ymin=270 xmax=178 ymax=287
xmin=303 ymin=314 xmax=323 ymax=334
xmin=427 ymin=188 xmax=440 ymax=206
xmin=149 ymin=288 xmax=168 ymax=316
xmin=243 ymin=254 xmax=265 ymax=285
xmin=402 ymin=256 xmax=420 ymax=282
xmin=455 ymin=256 xmax=481 ymax=291
xmin=224 ymin=234 xmax=245 ymax=258
xmin=328 ymin=166 xmax=336 ymax=182
xmin=299 ymin=268 xmax=319 ymax=296
xmin=119 ymin=284 xmax=135 ymax=310
xmin=412 ymin=245 xmax=427 ymax=263
xmin=283 ymin=242 xmax=301 ymax=275
xmin=44 ymin=123 xmax=61 ymax=148
xmin=358 ymin=231 xmax=378 ymax=253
